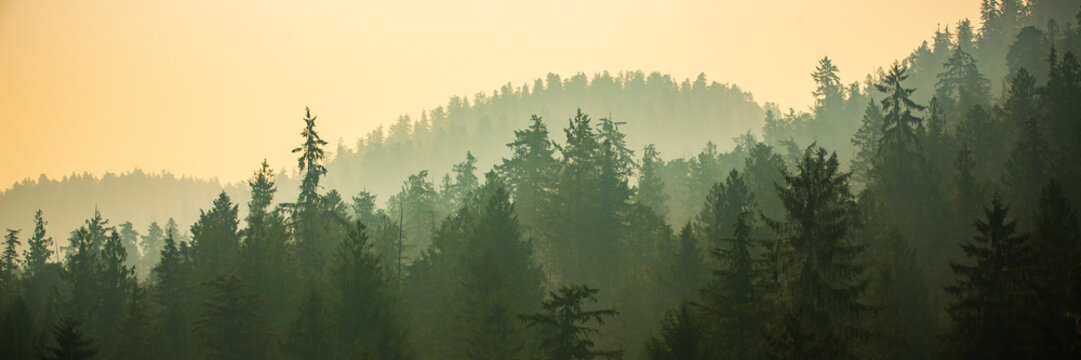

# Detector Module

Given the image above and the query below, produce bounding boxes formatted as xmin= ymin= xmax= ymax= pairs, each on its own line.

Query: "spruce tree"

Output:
xmin=331 ymin=220 xmax=407 ymax=359
xmin=23 ymin=210 xmax=53 ymax=279
xmin=498 ymin=115 xmax=558 ymax=229
xmin=945 ymin=194 xmax=1036 ymax=359
xmin=636 ymin=144 xmax=668 ymax=215
xmin=292 ymin=106 xmax=329 ymax=279
xmin=283 ymin=290 xmax=332 ymax=360
xmin=1029 ymin=180 xmax=1081 ymax=358
xmin=0 ymin=229 xmax=20 ymax=296
xmin=518 ymin=284 xmax=622 ymax=360
xmin=43 ymin=315 xmax=97 ymax=360
xmin=644 ymin=303 xmax=705 ymax=360
xmin=763 ymin=145 xmax=866 ymax=360
xmin=189 ymin=192 xmax=240 ymax=282
xmin=669 ymin=223 xmax=704 ymax=302
xmin=194 ymin=275 xmax=266 ymax=360
xmin=138 ymin=221 xmax=164 ymax=277
xmin=701 ymin=211 xmax=765 ymax=358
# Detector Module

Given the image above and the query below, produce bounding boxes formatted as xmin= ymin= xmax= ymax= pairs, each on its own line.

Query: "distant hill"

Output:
xmin=0 ymin=71 xmax=765 ymax=242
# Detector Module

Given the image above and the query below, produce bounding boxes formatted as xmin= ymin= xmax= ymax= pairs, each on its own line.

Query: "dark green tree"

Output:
xmin=518 ymin=284 xmax=622 ymax=360
xmin=1028 ymin=180 xmax=1081 ymax=358
xmin=331 ymin=220 xmax=407 ymax=359
xmin=668 ymin=223 xmax=704 ymax=302
xmin=763 ymin=145 xmax=866 ymax=360
xmin=292 ymin=106 xmax=329 ymax=279
xmin=1 ymin=229 xmax=20 ymax=296
xmin=152 ymin=229 xmax=193 ymax=360
xmin=283 ymin=289 xmax=332 ymax=360
xmin=644 ymin=303 xmax=705 ymax=360
xmin=498 ymin=115 xmax=558 ymax=230
xmin=850 ymin=99 xmax=884 ymax=187
xmin=23 ymin=210 xmax=53 ymax=279
xmin=636 ymin=144 xmax=668 ymax=215
xmin=43 ymin=315 xmax=97 ymax=360
xmin=194 ymin=275 xmax=266 ymax=360
xmin=700 ymin=211 xmax=765 ymax=359
xmin=190 ymin=192 xmax=240 ymax=282
xmin=945 ymin=194 xmax=1036 ymax=359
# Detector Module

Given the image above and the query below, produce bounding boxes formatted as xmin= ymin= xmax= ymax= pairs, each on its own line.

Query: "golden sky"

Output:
xmin=0 ymin=0 xmax=979 ymax=189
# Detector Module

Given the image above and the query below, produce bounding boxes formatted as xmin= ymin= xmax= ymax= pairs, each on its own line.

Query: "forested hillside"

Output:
xmin=2 ymin=0 xmax=1081 ymax=359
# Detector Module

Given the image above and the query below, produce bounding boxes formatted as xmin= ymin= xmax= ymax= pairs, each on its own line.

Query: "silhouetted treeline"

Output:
xmin=2 ymin=1 xmax=1081 ymax=359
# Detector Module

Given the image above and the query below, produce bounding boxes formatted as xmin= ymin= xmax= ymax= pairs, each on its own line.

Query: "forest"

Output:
xmin=2 ymin=0 xmax=1081 ymax=359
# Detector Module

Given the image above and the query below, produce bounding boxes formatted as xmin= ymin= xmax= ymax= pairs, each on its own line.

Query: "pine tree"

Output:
xmin=636 ymin=144 xmax=668 ymax=215
xmin=0 ymin=296 xmax=37 ymax=359
xmin=1004 ymin=117 xmax=1051 ymax=217
xmin=43 ymin=315 xmax=97 ymax=360
xmin=139 ymin=221 xmax=164 ymax=277
xmin=701 ymin=211 xmax=766 ymax=358
xmin=850 ymin=99 xmax=883 ymax=187
xmin=152 ymin=229 xmax=192 ymax=360
xmin=498 ymin=115 xmax=558 ymax=229
xmin=669 ymin=223 xmax=704 ymax=302
xmin=98 ymin=229 xmax=135 ymax=335
xmin=459 ymin=176 xmax=545 ymax=360
xmin=877 ymin=62 xmax=925 ymax=187
xmin=331 ymin=220 xmax=407 ymax=359
xmin=936 ymin=48 xmax=990 ymax=125
xmin=696 ymin=169 xmax=754 ymax=250
xmin=283 ymin=290 xmax=332 ymax=359
xmin=117 ymin=222 xmax=140 ymax=269
xmin=194 ymin=275 xmax=266 ymax=360
xmin=292 ymin=106 xmax=329 ymax=279
xmin=23 ymin=210 xmax=53 ymax=279
xmin=812 ymin=56 xmax=845 ymax=128
xmin=644 ymin=303 xmax=705 ymax=360
xmin=763 ymin=145 xmax=866 ymax=360
xmin=518 ymin=284 xmax=622 ymax=360
xmin=945 ymin=194 xmax=1036 ymax=359
xmin=239 ymin=160 xmax=298 ymax=337
xmin=1029 ymin=180 xmax=1081 ymax=358
xmin=0 ymin=229 xmax=20 ymax=296
xmin=190 ymin=192 xmax=240 ymax=281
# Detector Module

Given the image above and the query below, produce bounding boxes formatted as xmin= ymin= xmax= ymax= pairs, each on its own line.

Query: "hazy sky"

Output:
xmin=0 ymin=0 xmax=979 ymax=190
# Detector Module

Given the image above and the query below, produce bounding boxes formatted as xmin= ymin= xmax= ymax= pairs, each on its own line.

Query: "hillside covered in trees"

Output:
xmin=2 ymin=0 xmax=1081 ymax=359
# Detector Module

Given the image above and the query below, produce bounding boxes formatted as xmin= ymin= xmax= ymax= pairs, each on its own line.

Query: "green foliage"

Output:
xmin=194 ymin=275 xmax=266 ymax=360
xmin=645 ymin=303 xmax=705 ymax=360
xmin=43 ymin=315 xmax=97 ymax=360
xmin=764 ymin=145 xmax=866 ymax=360
xmin=945 ymin=194 xmax=1036 ymax=359
xmin=519 ymin=284 xmax=622 ymax=360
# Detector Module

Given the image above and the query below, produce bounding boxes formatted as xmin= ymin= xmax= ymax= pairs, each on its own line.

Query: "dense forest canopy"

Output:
xmin=2 ymin=0 xmax=1081 ymax=359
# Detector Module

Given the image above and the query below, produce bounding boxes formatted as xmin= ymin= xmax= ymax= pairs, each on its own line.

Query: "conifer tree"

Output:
xmin=0 ymin=229 xmax=20 ymax=296
xmin=331 ymin=220 xmax=407 ymax=359
xmin=283 ymin=290 xmax=332 ymax=360
xmin=669 ymin=223 xmax=704 ymax=303
xmin=850 ymin=99 xmax=883 ymax=186
xmin=98 ymin=229 xmax=135 ymax=334
xmin=696 ymin=169 xmax=754 ymax=249
xmin=945 ymin=194 xmax=1036 ymax=359
xmin=292 ymin=106 xmax=329 ymax=279
xmin=43 ymin=315 xmax=97 ymax=360
xmin=152 ymin=229 xmax=193 ymax=360
xmin=0 ymin=296 xmax=37 ymax=359
xmin=23 ymin=210 xmax=53 ymax=279
xmin=458 ymin=175 xmax=545 ymax=360
xmin=644 ymin=303 xmax=705 ymax=360
xmin=498 ymin=115 xmax=558 ymax=229
xmin=117 ymin=222 xmax=140 ymax=269
xmin=189 ymin=192 xmax=240 ymax=281
xmin=194 ymin=275 xmax=267 ymax=360
xmin=518 ymin=284 xmax=622 ymax=360
xmin=701 ymin=211 xmax=765 ymax=358
xmin=764 ymin=145 xmax=866 ymax=360
xmin=636 ymin=144 xmax=668 ymax=215
xmin=1029 ymin=181 xmax=1081 ymax=358
xmin=1004 ymin=117 xmax=1051 ymax=216
xmin=138 ymin=221 xmax=164 ymax=277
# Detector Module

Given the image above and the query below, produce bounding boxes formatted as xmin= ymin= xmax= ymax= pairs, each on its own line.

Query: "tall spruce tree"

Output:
xmin=498 ymin=115 xmax=558 ymax=230
xmin=701 ymin=211 xmax=765 ymax=358
xmin=763 ymin=145 xmax=866 ymax=360
xmin=194 ymin=275 xmax=266 ymax=360
xmin=945 ymin=194 xmax=1037 ymax=359
xmin=331 ymin=220 xmax=407 ymax=359
xmin=292 ymin=106 xmax=329 ymax=279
